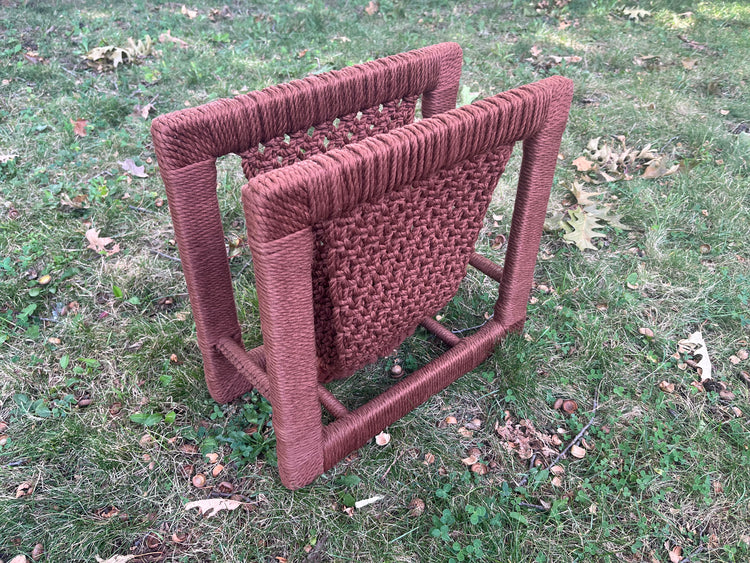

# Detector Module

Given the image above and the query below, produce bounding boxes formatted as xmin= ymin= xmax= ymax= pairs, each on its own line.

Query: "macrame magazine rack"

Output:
xmin=152 ymin=43 xmax=573 ymax=489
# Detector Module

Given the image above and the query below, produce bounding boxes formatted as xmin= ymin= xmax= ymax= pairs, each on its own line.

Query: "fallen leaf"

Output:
xmin=364 ymin=1 xmax=379 ymax=15
xmin=134 ymin=103 xmax=154 ymax=119
xmin=119 ymin=158 xmax=147 ymax=178
xmin=71 ymin=119 xmax=88 ymax=136
xmin=667 ymin=543 xmax=682 ymax=563
xmin=159 ymin=30 xmax=190 ymax=49
xmin=185 ymin=498 xmax=244 ymax=518
xmin=642 ymin=158 xmax=680 ymax=179
xmin=95 ymin=557 xmax=136 ymax=563
xmin=561 ymin=209 xmax=607 ymax=251
xmin=86 ymin=46 xmax=129 ymax=69
xmin=84 ymin=37 xmax=154 ymax=71
xmin=375 ymin=431 xmax=390 ymax=446
xmin=568 ymin=182 xmax=603 ymax=206
xmin=60 ymin=193 xmax=90 ymax=210
xmin=712 ymin=480 xmax=723 ymax=494
xmin=85 ymin=228 xmax=120 ymax=256
xmin=677 ymin=331 xmax=712 ymax=380
xmin=423 ymin=452 xmax=435 ymax=465
xmin=639 ymin=327 xmax=655 ymax=338
xmin=623 ymin=7 xmax=651 ymax=21
xmin=583 ymin=205 xmax=631 ymax=231
xmin=572 ymin=156 xmax=594 ymax=172
xmin=181 ymin=5 xmax=198 ymax=18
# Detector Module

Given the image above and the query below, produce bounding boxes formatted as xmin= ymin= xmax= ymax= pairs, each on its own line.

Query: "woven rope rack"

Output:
xmin=152 ymin=43 xmax=573 ymax=488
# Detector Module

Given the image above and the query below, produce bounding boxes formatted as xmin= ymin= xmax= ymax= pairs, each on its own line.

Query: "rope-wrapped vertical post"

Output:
xmin=250 ymin=229 xmax=324 ymax=489
xmin=494 ymin=79 xmax=574 ymax=330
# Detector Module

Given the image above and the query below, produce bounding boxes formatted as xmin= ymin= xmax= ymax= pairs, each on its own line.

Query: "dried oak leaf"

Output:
xmin=119 ymin=158 xmax=147 ymax=178
xmin=561 ymin=209 xmax=607 ymax=251
xmin=495 ymin=417 xmax=560 ymax=462
xmin=569 ymin=182 xmax=603 ymax=205
xmin=642 ymin=157 xmax=680 ymax=179
xmin=85 ymin=228 xmax=120 ymax=256
xmin=185 ymin=498 xmax=244 ymax=518
xmin=572 ymin=156 xmax=595 ymax=172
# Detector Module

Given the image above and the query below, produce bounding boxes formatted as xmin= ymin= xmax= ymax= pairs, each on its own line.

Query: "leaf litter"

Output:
xmin=545 ymin=136 xmax=681 ymax=250
xmin=85 ymin=36 xmax=156 ymax=71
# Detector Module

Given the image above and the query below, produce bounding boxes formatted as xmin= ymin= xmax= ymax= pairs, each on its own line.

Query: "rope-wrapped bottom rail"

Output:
xmin=216 ymin=337 xmax=350 ymax=419
xmin=420 ymin=317 xmax=461 ymax=347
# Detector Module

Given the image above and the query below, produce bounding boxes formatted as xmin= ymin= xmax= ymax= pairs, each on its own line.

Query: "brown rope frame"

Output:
xmin=152 ymin=44 xmax=573 ymax=489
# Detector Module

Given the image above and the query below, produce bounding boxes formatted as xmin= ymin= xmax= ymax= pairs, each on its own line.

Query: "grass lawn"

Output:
xmin=1 ymin=0 xmax=749 ymax=561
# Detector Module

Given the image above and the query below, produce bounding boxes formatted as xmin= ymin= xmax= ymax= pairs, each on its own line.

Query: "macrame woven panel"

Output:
xmin=313 ymin=144 xmax=514 ymax=381
xmin=240 ymin=96 xmax=418 ymax=179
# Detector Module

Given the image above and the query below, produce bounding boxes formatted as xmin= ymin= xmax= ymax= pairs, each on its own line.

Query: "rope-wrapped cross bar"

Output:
xmin=152 ymin=43 xmax=573 ymax=489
